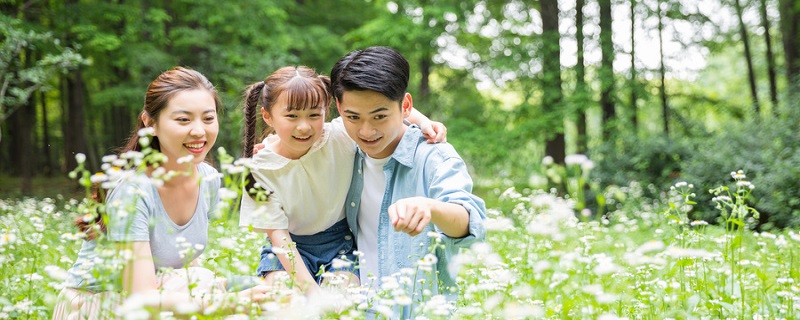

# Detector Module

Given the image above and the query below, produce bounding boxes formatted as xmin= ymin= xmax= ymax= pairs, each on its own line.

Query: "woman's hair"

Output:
xmin=241 ymin=66 xmax=331 ymax=158
xmin=121 ymin=66 xmax=222 ymax=154
xmin=76 ymin=66 xmax=220 ymax=240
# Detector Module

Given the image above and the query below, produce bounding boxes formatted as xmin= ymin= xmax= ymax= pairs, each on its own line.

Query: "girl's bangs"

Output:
xmin=283 ymin=79 xmax=329 ymax=111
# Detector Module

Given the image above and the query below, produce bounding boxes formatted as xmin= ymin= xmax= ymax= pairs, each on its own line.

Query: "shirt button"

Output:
xmin=358 ymin=169 xmax=362 ymax=174
xmin=350 ymin=202 xmax=355 ymax=207
xmin=338 ymin=249 xmax=346 ymax=255
xmin=344 ymin=235 xmax=352 ymax=241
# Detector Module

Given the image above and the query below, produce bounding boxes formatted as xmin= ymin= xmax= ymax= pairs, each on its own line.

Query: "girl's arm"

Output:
xmin=406 ymin=107 xmax=447 ymax=143
xmin=265 ymin=229 xmax=320 ymax=294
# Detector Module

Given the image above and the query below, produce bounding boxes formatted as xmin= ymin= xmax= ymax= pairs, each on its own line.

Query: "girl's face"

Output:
xmin=150 ymin=89 xmax=219 ymax=169
xmin=262 ymin=92 xmax=325 ymax=159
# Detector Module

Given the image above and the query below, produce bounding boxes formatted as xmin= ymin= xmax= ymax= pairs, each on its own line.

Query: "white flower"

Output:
xmin=138 ymin=137 xmax=150 ymax=147
xmin=0 ymin=233 xmax=16 ymax=246
xmin=635 ymin=240 xmax=665 ymax=255
xmin=44 ymin=265 xmax=68 ymax=281
xmin=218 ymin=188 xmax=238 ymax=200
xmin=664 ymin=246 xmax=715 ymax=259
xmin=564 ymin=154 xmax=589 ymax=166
xmin=542 ymin=156 xmax=554 ymax=166
xmin=177 ymin=155 xmax=195 ymax=164
xmin=331 ymin=258 xmax=352 ymax=270
xmin=75 ymin=153 xmax=86 ymax=164
xmin=137 ymin=127 xmax=156 ymax=137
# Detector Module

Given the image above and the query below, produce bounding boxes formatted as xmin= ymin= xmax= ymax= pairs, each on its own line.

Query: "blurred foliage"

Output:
xmin=1 ymin=0 xmax=800 ymax=229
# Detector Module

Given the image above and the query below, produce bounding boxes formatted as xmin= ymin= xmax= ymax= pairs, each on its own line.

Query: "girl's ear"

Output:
xmin=261 ymin=107 xmax=272 ymax=127
xmin=141 ymin=113 xmax=156 ymax=136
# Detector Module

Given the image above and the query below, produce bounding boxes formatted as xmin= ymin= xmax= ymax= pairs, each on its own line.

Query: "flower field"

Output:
xmin=1 ymin=165 xmax=798 ymax=319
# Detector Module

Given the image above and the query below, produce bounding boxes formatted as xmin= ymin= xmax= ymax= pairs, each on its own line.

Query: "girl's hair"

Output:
xmin=241 ymin=66 xmax=331 ymax=159
xmin=76 ymin=66 xmax=220 ymax=240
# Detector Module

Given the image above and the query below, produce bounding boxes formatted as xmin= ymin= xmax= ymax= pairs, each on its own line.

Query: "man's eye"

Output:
xmin=374 ymin=115 xmax=387 ymax=120
xmin=347 ymin=116 xmax=359 ymax=120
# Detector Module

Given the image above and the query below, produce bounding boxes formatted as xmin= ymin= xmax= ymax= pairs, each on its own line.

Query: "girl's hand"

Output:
xmin=421 ymin=121 xmax=447 ymax=143
xmin=253 ymin=143 xmax=266 ymax=155
xmin=239 ymin=284 xmax=270 ymax=303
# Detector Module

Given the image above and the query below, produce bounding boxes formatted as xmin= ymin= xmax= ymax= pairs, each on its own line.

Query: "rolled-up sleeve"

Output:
xmin=427 ymin=157 xmax=487 ymax=249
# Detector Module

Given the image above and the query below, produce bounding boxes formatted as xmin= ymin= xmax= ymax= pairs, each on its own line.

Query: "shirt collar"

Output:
xmin=390 ymin=124 xmax=422 ymax=168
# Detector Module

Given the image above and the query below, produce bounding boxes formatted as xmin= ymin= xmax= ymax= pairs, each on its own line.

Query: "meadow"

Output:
xmin=0 ymin=150 xmax=797 ymax=319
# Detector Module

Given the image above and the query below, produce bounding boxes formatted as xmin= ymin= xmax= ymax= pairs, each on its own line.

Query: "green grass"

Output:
xmin=0 ymin=175 xmax=83 ymax=199
xmin=0 ymin=173 xmax=797 ymax=319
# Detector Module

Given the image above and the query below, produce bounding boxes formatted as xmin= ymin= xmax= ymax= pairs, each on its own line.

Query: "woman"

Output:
xmin=53 ymin=67 xmax=269 ymax=319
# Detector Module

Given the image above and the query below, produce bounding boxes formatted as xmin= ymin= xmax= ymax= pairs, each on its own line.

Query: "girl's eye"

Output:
xmin=310 ymin=113 xmax=322 ymax=118
xmin=176 ymin=118 xmax=190 ymax=123
xmin=286 ymin=114 xmax=298 ymax=119
xmin=204 ymin=116 xmax=216 ymax=122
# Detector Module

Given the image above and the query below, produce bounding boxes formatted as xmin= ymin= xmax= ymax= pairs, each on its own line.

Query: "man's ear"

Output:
xmin=401 ymin=93 xmax=413 ymax=118
xmin=261 ymin=107 xmax=272 ymax=127
xmin=141 ymin=113 xmax=156 ymax=135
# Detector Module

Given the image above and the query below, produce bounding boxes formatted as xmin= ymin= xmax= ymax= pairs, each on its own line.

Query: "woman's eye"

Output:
xmin=204 ymin=116 xmax=216 ymax=122
xmin=177 ymin=118 xmax=190 ymax=122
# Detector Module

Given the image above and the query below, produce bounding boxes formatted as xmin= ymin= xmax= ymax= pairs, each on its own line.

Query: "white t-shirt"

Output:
xmin=357 ymin=155 xmax=390 ymax=284
xmin=239 ymin=118 xmax=356 ymax=235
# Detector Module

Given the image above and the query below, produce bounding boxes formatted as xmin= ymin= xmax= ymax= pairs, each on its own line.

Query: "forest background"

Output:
xmin=2 ymin=0 xmax=800 ymax=229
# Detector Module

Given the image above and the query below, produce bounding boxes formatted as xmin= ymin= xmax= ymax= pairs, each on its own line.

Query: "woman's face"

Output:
xmin=151 ymin=89 xmax=219 ymax=168
xmin=261 ymin=92 xmax=325 ymax=159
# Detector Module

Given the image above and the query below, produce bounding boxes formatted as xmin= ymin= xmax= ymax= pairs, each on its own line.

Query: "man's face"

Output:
xmin=337 ymin=90 xmax=412 ymax=159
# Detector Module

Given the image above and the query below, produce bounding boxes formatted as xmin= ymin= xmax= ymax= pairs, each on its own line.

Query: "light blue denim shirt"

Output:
xmin=345 ymin=125 xmax=486 ymax=317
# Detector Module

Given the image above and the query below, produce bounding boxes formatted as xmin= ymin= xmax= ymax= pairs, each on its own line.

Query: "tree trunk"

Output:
xmin=40 ymin=90 xmax=52 ymax=176
xmin=64 ymin=67 xmax=89 ymax=172
xmin=419 ymin=52 xmax=432 ymax=112
xmin=735 ymin=0 xmax=760 ymax=114
xmin=599 ymin=0 xmax=616 ymax=139
xmin=540 ymin=0 xmax=565 ymax=163
xmin=7 ymin=49 xmax=36 ymax=193
xmin=658 ymin=0 xmax=669 ymax=134
xmin=760 ymin=0 xmax=778 ymax=110
xmin=780 ymin=0 xmax=800 ymax=87
xmin=630 ymin=0 xmax=638 ymax=129
xmin=575 ymin=0 xmax=588 ymax=153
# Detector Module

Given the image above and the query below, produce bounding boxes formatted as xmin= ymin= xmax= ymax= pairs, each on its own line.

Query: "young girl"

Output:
xmin=239 ymin=66 xmax=444 ymax=294
xmin=53 ymin=67 xmax=269 ymax=319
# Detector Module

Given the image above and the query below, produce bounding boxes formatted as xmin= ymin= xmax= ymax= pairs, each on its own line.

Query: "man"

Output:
xmin=331 ymin=46 xmax=486 ymax=316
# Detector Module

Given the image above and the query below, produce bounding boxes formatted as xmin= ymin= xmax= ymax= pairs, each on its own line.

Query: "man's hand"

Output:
xmin=388 ymin=197 xmax=434 ymax=236
xmin=420 ymin=121 xmax=447 ymax=144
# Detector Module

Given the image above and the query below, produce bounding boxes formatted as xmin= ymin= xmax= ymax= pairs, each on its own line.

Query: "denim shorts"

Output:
xmin=257 ymin=218 xmax=357 ymax=283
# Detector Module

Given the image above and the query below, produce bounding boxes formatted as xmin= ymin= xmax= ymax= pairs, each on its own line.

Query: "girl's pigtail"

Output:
xmin=242 ymin=82 xmax=266 ymax=158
